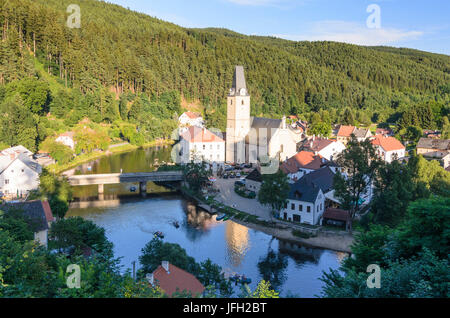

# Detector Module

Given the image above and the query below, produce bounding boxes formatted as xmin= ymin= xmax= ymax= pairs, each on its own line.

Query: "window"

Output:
xmin=307 ymin=206 xmax=311 ymax=213
xmin=280 ymin=144 xmax=284 ymax=153
xmin=5 ymin=179 xmax=9 ymax=185
xmin=203 ymin=145 xmax=206 ymax=150
xmin=242 ymin=100 xmax=245 ymax=105
xmin=210 ymin=145 xmax=213 ymax=150
xmin=291 ymin=203 xmax=295 ymax=210
xmin=284 ymin=202 xmax=287 ymax=209
xmin=217 ymin=144 xmax=221 ymax=150
xmin=299 ymin=205 xmax=303 ymax=212
xmin=293 ymin=215 xmax=301 ymax=223
xmin=217 ymin=154 xmax=220 ymax=160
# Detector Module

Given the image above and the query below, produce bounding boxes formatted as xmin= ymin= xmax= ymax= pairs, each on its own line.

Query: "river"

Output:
xmin=66 ymin=146 xmax=345 ymax=297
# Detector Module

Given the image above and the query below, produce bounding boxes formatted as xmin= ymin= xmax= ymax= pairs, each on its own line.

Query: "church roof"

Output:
xmin=246 ymin=117 xmax=283 ymax=145
xmin=232 ymin=65 xmax=247 ymax=92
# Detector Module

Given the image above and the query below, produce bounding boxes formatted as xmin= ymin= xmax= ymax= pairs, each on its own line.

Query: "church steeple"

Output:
xmin=226 ymin=65 xmax=251 ymax=163
xmin=229 ymin=66 xmax=249 ymax=97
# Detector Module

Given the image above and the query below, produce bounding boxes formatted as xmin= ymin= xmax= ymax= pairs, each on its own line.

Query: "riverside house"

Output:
xmin=280 ymin=167 xmax=335 ymax=225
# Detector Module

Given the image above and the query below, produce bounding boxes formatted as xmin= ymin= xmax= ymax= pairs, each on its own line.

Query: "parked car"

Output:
xmin=229 ymin=174 xmax=236 ymax=179
xmin=223 ymin=174 xmax=229 ymax=179
xmin=236 ymin=172 xmax=241 ymax=177
xmin=235 ymin=180 xmax=245 ymax=187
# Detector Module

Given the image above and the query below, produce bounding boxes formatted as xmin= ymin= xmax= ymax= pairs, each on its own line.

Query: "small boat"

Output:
xmin=172 ymin=221 xmax=180 ymax=228
xmin=229 ymin=274 xmax=251 ymax=285
xmin=222 ymin=215 xmax=231 ymax=221
xmin=130 ymin=186 xmax=137 ymax=193
xmin=154 ymin=231 xmax=164 ymax=239
xmin=216 ymin=213 xmax=227 ymax=221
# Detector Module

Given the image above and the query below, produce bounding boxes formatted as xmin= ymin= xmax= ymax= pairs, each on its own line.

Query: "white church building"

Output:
xmin=226 ymin=66 xmax=299 ymax=164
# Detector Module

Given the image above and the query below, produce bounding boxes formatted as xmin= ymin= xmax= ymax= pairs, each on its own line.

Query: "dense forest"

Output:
xmin=0 ymin=0 xmax=449 ymax=152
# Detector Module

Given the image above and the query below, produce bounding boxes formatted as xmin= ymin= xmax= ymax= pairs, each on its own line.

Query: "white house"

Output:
xmin=371 ymin=135 xmax=406 ymax=163
xmin=0 ymin=146 xmax=42 ymax=198
xmin=301 ymin=137 xmax=346 ymax=161
xmin=56 ymin=131 xmax=76 ymax=150
xmin=2 ymin=200 xmax=54 ymax=247
xmin=178 ymin=112 xmax=204 ymax=128
xmin=280 ymin=167 xmax=335 ymax=225
xmin=179 ymin=126 xmax=225 ymax=163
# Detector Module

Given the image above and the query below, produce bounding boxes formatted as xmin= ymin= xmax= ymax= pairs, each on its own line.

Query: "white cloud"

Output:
xmin=274 ymin=21 xmax=424 ymax=46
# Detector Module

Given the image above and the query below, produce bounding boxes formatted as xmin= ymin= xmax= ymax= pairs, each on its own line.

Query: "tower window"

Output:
xmin=241 ymin=100 xmax=244 ymax=105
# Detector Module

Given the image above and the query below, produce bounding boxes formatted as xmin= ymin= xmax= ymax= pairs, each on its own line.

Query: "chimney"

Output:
xmin=162 ymin=261 xmax=170 ymax=273
xmin=146 ymin=273 xmax=154 ymax=286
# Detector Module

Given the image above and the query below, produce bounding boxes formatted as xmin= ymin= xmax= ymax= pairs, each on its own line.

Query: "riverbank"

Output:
xmin=50 ymin=139 xmax=174 ymax=174
xmin=180 ymin=186 xmax=354 ymax=253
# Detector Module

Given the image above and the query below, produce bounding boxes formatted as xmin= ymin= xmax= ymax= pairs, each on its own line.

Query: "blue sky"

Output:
xmin=108 ymin=0 xmax=450 ymax=55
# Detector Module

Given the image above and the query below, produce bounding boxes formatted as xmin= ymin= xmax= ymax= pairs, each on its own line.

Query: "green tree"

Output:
xmin=333 ymin=137 xmax=382 ymax=231
xmin=257 ymin=170 xmax=290 ymax=213
xmin=370 ymin=161 xmax=414 ymax=226
xmin=240 ymin=280 xmax=280 ymax=298
xmin=183 ymin=161 xmax=212 ymax=194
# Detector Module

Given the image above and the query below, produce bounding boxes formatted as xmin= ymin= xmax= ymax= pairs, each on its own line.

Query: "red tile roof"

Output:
xmin=41 ymin=200 xmax=55 ymax=223
xmin=372 ymin=135 xmax=405 ymax=152
xmin=281 ymin=151 xmax=325 ymax=174
xmin=181 ymin=126 xmax=224 ymax=143
xmin=323 ymin=208 xmax=350 ymax=222
xmin=184 ymin=111 xmax=201 ymax=119
xmin=337 ymin=125 xmax=355 ymax=137
xmin=152 ymin=263 xmax=205 ymax=297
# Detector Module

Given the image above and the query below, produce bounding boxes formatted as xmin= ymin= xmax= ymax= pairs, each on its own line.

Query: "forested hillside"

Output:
xmin=0 ymin=0 xmax=449 ymax=152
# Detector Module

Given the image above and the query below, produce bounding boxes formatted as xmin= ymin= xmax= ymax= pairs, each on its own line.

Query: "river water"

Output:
xmin=66 ymin=146 xmax=345 ymax=297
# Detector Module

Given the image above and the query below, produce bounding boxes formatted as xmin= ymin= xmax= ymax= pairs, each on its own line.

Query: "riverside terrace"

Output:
xmin=67 ymin=171 xmax=184 ymax=197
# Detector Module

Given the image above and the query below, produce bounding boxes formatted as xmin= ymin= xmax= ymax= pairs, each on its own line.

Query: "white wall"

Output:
xmin=34 ymin=230 xmax=48 ymax=247
xmin=56 ymin=136 xmax=75 ymax=150
xmin=0 ymin=159 xmax=40 ymax=197
xmin=181 ymin=140 xmax=225 ymax=163
xmin=319 ymin=141 xmax=346 ymax=161
xmin=281 ymin=190 xmax=325 ymax=225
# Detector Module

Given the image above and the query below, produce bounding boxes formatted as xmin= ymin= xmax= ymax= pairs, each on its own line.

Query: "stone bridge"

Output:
xmin=68 ymin=171 xmax=183 ymax=197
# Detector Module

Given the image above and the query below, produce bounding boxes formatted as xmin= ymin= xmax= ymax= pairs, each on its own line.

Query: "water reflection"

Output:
xmin=225 ymin=222 xmax=250 ymax=268
xmin=279 ymin=240 xmax=325 ymax=265
xmin=183 ymin=201 xmax=219 ymax=242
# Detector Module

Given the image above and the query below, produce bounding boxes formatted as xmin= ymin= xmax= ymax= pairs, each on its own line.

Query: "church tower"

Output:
xmin=226 ymin=66 xmax=251 ymax=163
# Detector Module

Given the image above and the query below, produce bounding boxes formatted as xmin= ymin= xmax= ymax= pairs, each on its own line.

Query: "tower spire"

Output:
xmin=230 ymin=65 xmax=247 ymax=96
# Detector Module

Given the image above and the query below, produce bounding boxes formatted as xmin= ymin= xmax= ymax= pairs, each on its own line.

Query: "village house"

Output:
xmin=321 ymin=208 xmax=351 ymax=230
xmin=1 ymin=200 xmax=54 ymax=247
xmin=423 ymin=130 xmax=442 ymax=139
xmin=299 ymin=137 xmax=346 ymax=161
xmin=280 ymin=167 xmax=335 ymax=225
xmin=146 ymin=261 xmax=205 ymax=297
xmin=375 ymin=127 xmax=394 ymax=137
xmin=0 ymin=146 xmax=42 ymax=198
xmin=245 ymin=167 xmax=262 ymax=192
xmin=281 ymin=151 xmax=328 ymax=182
xmin=179 ymin=126 xmax=225 ymax=163
xmin=55 ymin=131 xmax=76 ymax=150
xmin=371 ymin=134 xmax=406 ymax=163
xmin=337 ymin=125 xmax=372 ymax=145
xmin=416 ymin=138 xmax=450 ymax=169
xmin=178 ymin=111 xmax=204 ymax=129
